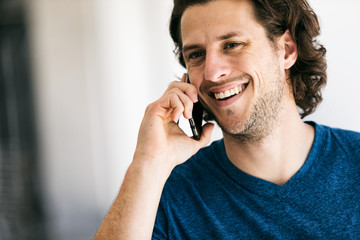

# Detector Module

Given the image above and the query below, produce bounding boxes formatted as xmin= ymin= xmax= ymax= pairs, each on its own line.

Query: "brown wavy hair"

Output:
xmin=169 ymin=0 xmax=327 ymax=118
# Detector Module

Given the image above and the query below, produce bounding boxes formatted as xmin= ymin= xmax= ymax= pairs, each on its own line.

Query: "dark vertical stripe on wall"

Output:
xmin=0 ymin=0 xmax=46 ymax=239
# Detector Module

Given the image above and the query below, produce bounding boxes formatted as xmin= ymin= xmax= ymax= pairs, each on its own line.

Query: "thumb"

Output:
xmin=196 ymin=122 xmax=214 ymax=148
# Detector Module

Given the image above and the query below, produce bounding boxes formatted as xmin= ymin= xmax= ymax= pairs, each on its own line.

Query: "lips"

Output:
xmin=206 ymin=82 xmax=249 ymax=107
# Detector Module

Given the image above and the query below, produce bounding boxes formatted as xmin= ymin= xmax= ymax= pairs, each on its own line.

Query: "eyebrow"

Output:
xmin=216 ymin=31 xmax=244 ymax=41
xmin=182 ymin=44 xmax=202 ymax=54
xmin=182 ymin=31 xmax=244 ymax=53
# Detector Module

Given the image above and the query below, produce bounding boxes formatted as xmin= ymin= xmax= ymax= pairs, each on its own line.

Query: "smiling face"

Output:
xmin=181 ymin=0 xmax=293 ymax=142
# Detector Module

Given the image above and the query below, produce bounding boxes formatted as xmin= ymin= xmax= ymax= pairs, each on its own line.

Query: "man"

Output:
xmin=95 ymin=0 xmax=360 ymax=239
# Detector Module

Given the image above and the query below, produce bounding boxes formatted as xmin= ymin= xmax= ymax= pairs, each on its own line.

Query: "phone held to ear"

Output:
xmin=186 ymin=74 xmax=204 ymax=140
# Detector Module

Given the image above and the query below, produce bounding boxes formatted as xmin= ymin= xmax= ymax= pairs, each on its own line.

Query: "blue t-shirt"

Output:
xmin=152 ymin=122 xmax=360 ymax=239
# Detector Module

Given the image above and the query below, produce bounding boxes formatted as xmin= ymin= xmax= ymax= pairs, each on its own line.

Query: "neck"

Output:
xmin=223 ymin=103 xmax=314 ymax=186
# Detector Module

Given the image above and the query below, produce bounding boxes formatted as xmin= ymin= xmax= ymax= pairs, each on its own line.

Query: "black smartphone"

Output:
xmin=186 ymin=74 xmax=203 ymax=140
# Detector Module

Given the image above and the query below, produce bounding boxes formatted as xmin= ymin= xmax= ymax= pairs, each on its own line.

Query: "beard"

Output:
xmin=200 ymin=67 xmax=285 ymax=144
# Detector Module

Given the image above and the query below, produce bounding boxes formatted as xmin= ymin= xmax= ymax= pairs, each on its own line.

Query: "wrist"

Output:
xmin=130 ymin=153 xmax=174 ymax=184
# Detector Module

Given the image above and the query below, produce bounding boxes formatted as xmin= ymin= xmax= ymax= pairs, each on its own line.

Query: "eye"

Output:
xmin=188 ymin=51 xmax=205 ymax=60
xmin=224 ymin=42 xmax=241 ymax=50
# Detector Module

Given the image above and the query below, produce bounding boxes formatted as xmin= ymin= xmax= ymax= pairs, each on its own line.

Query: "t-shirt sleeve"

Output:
xmin=152 ymin=192 xmax=168 ymax=240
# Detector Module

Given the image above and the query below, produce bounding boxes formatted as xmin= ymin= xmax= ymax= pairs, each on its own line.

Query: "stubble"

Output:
xmin=202 ymin=64 xmax=285 ymax=144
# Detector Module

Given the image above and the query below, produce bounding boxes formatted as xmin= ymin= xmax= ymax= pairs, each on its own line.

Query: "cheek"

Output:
xmin=229 ymin=50 xmax=261 ymax=71
xmin=231 ymin=56 xmax=260 ymax=82
xmin=234 ymin=56 xmax=270 ymax=96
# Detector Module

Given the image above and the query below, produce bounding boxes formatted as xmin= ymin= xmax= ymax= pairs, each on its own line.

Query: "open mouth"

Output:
xmin=211 ymin=83 xmax=248 ymax=100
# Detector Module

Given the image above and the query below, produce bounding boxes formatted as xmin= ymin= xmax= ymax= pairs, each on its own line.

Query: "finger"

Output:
xmin=168 ymin=81 xmax=198 ymax=103
xmin=180 ymin=73 xmax=187 ymax=83
xmin=197 ymin=122 xmax=214 ymax=146
xmin=168 ymin=94 xmax=185 ymax=123
xmin=155 ymin=87 xmax=194 ymax=122
xmin=168 ymin=88 xmax=194 ymax=119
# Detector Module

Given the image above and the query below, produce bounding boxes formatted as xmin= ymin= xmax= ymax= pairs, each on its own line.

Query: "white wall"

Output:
xmin=305 ymin=0 xmax=360 ymax=131
xmin=27 ymin=0 xmax=100 ymax=239
xmin=26 ymin=0 xmax=360 ymax=239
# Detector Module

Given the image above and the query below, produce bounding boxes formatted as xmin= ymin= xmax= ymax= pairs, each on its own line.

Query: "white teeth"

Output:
xmin=214 ymin=85 xmax=246 ymax=100
xmin=224 ymin=90 xmax=230 ymax=98
xmin=234 ymin=87 xmax=239 ymax=94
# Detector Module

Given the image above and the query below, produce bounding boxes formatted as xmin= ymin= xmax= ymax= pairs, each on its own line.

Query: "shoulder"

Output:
xmin=320 ymin=123 xmax=360 ymax=146
xmin=313 ymin=122 xmax=360 ymax=159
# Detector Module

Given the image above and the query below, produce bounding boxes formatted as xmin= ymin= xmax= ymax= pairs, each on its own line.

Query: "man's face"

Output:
xmin=181 ymin=0 xmax=290 ymax=142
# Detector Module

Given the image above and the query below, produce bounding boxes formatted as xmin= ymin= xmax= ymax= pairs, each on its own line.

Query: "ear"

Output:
xmin=282 ymin=30 xmax=298 ymax=70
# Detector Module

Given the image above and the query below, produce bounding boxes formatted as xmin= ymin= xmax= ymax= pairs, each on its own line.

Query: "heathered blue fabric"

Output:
xmin=152 ymin=122 xmax=360 ymax=239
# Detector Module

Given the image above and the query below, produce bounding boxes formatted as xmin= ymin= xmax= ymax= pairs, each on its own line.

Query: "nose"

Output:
xmin=204 ymin=50 xmax=231 ymax=82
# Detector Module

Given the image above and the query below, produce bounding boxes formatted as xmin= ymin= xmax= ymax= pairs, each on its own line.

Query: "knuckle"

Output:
xmin=175 ymin=102 xmax=184 ymax=111
xmin=167 ymin=88 xmax=179 ymax=95
xmin=169 ymin=93 xmax=179 ymax=102
xmin=145 ymin=102 xmax=156 ymax=113
xmin=164 ymin=87 xmax=181 ymax=98
xmin=183 ymin=99 xmax=193 ymax=109
xmin=167 ymin=81 xmax=180 ymax=89
xmin=188 ymin=83 xmax=197 ymax=91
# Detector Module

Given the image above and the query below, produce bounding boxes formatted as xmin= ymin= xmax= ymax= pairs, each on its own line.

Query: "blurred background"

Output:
xmin=0 ymin=0 xmax=359 ymax=239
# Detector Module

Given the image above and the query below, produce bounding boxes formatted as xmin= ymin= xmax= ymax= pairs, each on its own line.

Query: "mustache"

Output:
xmin=200 ymin=73 xmax=252 ymax=92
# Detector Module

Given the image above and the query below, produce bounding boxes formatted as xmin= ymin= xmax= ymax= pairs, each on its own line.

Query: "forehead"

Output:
xmin=180 ymin=0 xmax=265 ymax=45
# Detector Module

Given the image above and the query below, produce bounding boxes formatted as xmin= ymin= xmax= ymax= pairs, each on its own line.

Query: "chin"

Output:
xmin=211 ymin=96 xmax=281 ymax=143
xmin=219 ymin=117 xmax=271 ymax=143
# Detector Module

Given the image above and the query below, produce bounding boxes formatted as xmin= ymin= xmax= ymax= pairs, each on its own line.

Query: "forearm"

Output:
xmin=94 ymin=158 xmax=171 ymax=240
